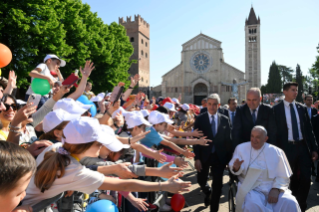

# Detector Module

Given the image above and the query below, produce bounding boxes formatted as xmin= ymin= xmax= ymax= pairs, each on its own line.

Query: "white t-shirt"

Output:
xmin=26 ymin=63 xmax=57 ymax=97
xmin=22 ymin=143 xmax=105 ymax=206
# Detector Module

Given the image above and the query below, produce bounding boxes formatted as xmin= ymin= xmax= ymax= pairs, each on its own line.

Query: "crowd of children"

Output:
xmin=1 ymin=54 xmax=209 ymax=212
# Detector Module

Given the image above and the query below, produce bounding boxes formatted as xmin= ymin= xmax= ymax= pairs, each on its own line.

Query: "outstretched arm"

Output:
xmin=221 ymin=81 xmax=233 ymax=86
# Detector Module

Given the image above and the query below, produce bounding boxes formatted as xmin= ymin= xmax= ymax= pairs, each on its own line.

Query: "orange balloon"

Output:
xmin=0 ymin=43 xmax=12 ymax=68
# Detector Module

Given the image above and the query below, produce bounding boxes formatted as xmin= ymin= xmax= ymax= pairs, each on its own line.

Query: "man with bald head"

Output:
xmin=232 ymin=87 xmax=276 ymax=148
xmin=229 ymin=126 xmax=301 ymax=212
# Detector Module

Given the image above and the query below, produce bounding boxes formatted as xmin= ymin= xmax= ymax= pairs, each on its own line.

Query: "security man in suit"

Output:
xmin=194 ymin=93 xmax=232 ymax=212
xmin=232 ymin=87 xmax=276 ymax=148
xmin=273 ymin=82 xmax=318 ymax=212
xmin=304 ymin=94 xmax=319 ymax=177
xmin=227 ymin=97 xmax=237 ymax=127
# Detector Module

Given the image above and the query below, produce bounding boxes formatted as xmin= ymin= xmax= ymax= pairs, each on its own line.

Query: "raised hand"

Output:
xmin=232 ymin=158 xmax=244 ymax=172
xmin=27 ymin=140 xmax=52 ymax=157
xmin=174 ymin=156 xmax=188 ymax=168
xmin=165 ymin=172 xmax=191 ymax=193
xmin=116 ymin=162 xmax=138 ymax=179
xmin=113 ymin=111 xmax=124 ymax=127
xmin=129 ymin=197 xmax=149 ymax=211
xmin=183 ymin=148 xmax=195 ymax=158
xmin=8 ymin=70 xmax=17 ymax=88
xmin=118 ymin=82 xmax=125 ymax=87
xmin=130 ymin=130 xmax=151 ymax=144
xmin=192 ymin=129 xmax=204 ymax=137
xmin=130 ymin=74 xmax=140 ymax=87
xmin=159 ymin=161 xmax=184 ymax=178
xmin=153 ymin=149 xmax=167 ymax=163
xmin=80 ymin=60 xmax=95 ymax=78
xmin=198 ymin=136 xmax=212 ymax=146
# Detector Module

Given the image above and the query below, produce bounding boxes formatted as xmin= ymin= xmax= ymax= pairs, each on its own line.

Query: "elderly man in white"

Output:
xmin=229 ymin=126 xmax=301 ymax=212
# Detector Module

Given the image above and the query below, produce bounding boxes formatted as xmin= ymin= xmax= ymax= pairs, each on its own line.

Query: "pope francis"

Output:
xmin=229 ymin=126 xmax=301 ymax=212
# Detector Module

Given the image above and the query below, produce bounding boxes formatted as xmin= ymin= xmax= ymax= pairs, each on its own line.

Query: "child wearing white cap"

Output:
xmin=140 ymin=111 xmax=212 ymax=166
xmin=25 ymin=54 xmax=66 ymax=108
xmin=22 ymin=117 xmax=191 ymax=208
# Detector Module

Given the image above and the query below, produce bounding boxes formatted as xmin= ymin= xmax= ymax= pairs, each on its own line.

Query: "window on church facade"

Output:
xmin=130 ymin=37 xmax=134 ymax=42
xmin=175 ymin=87 xmax=178 ymax=93
xmin=146 ymin=42 xmax=148 ymax=47
xmin=145 ymin=53 xmax=148 ymax=58
xmin=141 ymin=50 xmax=144 ymax=56
xmin=141 ymin=39 xmax=144 ymax=44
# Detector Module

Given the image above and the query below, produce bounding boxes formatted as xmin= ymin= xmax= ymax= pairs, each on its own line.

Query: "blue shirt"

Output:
xmin=140 ymin=127 xmax=164 ymax=148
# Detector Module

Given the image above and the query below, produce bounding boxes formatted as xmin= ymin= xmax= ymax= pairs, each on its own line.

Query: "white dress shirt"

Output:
xmin=208 ymin=112 xmax=218 ymax=133
xmin=283 ymin=100 xmax=303 ymax=141
xmin=249 ymin=105 xmax=259 ymax=120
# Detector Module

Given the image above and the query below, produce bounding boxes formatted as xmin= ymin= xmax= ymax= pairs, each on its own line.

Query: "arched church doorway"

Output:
xmin=193 ymin=83 xmax=208 ymax=105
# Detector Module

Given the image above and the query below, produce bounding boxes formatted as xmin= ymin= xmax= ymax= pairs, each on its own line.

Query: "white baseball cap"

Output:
xmin=181 ymin=103 xmax=190 ymax=111
xmin=125 ymin=112 xmax=151 ymax=129
xmin=43 ymin=109 xmax=79 ymax=133
xmin=90 ymin=92 xmax=105 ymax=102
xmin=54 ymin=98 xmax=89 ymax=115
xmin=172 ymin=98 xmax=180 ymax=104
xmin=112 ymin=107 xmax=127 ymax=119
xmin=140 ymin=109 xmax=150 ymax=118
xmin=76 ymin=100 xmax=93 ymax=110
xmin=100 ymin=125 xmax=130 ymax=152
xmin=106 ymin=92 xmax=112 ymax=97
xmin=63 ymin=117 xmax=129 ymax=152
xmin=163 ymin=102 xmax=177 ymax=112
xmin=148 ymin=111 xmax=174 ymax=125
xmin=44 ymin=54 xmax=66 ymax=67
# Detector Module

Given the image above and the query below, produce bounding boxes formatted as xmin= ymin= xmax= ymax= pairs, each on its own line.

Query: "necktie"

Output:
xmin=231 ymin=112 xmax=235 ymax=125
xmin=252 ymin=109 xmax=256 ymax=125
xmin=290 ymin=103 xmax=300 ymax=141
xmin=211 ymin=115 xmax=216 ymax=153
xmin=308 ymin=108 xmax=311 ymax=118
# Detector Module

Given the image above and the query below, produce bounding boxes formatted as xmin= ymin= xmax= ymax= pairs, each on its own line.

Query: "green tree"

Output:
xmin=0 ymin=0 xmax=135 ymax=94
xmin=266 ymin=61 xmax=282 ymax=93
xmin=309 ymin=44 xmax=319 ymax=99
xmin=0 ymin=0 xmax=73 ymax=88
xmin=295 ymin=64 xmax=304 ymax=102
xmin=278 ymin=65 xmax=294 ymax=87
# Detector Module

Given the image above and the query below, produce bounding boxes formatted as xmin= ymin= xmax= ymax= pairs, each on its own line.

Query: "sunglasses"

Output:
xmin=4 ymin=103 xmax=17 ymax=111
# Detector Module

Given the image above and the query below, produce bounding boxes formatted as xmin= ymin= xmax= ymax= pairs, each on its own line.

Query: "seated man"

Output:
xmin=229 ymin=126 xmax=301 ymax=212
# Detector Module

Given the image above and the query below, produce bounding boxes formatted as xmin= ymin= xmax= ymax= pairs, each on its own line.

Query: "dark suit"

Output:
xmin=232 ymin=103 xmax=276 ymax=148
xmin=193 ymin=112 xmax=232 ymax=212
xmin=273 ymin=101 xmax=318 ymax=211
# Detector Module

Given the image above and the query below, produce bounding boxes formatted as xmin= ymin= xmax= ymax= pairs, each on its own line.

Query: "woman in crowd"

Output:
xmin=0 ymin=94 xmax=18 ymax=140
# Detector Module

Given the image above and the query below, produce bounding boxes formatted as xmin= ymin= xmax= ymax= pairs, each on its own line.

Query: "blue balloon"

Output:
xmin=77 ymin=95 xmax=97 ymax=117
xmin=89 ymin=102 xmax=97 ymax=117
xmin=86 ymin=200 xmax=119 ymax=212
xmin=157 ymin=162 xmax=177 ymax=181
xmin=77 ymin=95 xmax=90 ymax=104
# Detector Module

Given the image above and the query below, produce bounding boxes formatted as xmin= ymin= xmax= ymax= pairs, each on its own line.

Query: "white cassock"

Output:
xmin=229 ymin=142 xmax=301 ymax=212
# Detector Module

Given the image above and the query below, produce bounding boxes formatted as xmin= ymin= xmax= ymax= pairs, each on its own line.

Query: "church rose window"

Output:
xmin=190 ymin=51 xmax=212 ymax=74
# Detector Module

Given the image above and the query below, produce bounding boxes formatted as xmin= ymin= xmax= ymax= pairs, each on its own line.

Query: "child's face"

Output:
xmin=99 ymin=146 xmax=111 ymax=159
xmin=47 ymin=58 xmax=61 ymax=71
xmin=155 ymin=122 xmax=167 ymax=133
xmin=0 ymin=172 xmax=32 ymax=211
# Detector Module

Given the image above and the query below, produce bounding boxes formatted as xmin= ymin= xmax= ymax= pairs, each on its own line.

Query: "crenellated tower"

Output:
xmin=119 ymin=15 xmax=150 ymax=91
xmin=245 ymin=7 xmax=261 ymax=89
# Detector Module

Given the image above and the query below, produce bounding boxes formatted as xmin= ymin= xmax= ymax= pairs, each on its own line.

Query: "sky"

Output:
xmin=83 ymin=0 xmax=319 ymax=87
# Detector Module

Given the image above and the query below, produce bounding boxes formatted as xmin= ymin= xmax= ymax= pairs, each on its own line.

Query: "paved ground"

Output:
xmin=173 ymin=160 xmax=319 ymax=212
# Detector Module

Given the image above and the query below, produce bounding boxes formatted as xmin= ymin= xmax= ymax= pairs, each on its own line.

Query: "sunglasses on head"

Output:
xmin=4 ymin=103 xmax=17 ymax=111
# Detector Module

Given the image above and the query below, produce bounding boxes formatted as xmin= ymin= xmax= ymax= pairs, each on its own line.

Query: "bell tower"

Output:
xmin=245 ymin=7 xmax=261 ymax=89
xmin=119 ymin=15 xmax=150 ymax=92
